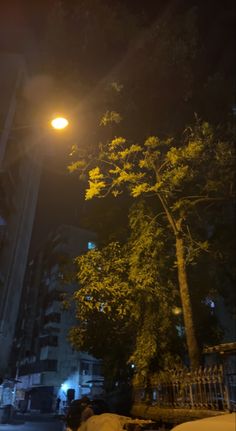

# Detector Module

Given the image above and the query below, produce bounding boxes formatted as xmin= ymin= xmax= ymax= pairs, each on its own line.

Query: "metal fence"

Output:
xmin=133 ymin=365 xmax=235 ymax=411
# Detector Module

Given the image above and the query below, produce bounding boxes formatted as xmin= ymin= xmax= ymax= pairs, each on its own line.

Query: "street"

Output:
xmin=0 ymin=422 xmax=63 ymax=431
xmin=0 ymin=415 xmax=64 ymax=431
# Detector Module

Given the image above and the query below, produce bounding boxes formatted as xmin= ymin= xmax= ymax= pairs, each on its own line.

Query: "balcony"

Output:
xmin=40 ymin=346 xmax=58 ymax=360
xmin=18 ymin=359 xmax=57 ymax=376
xmin=44 ymin=312 xmax=61 ymax=325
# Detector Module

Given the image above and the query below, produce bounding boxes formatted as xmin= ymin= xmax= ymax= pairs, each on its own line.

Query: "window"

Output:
xmin=204 ymin=297 xmax=216 ymax=309
xmin=92 ymin=363 xmax=102 ymax=375
xmin=88 ymin=241 xmax=96 ymax=250
xmin=44 ymin=313 xmax=61 ymax=324
xmin=81 ymin=361 xmax=90 ymax=375
xmin=203 ymin=297 xmax=216 ymax=315
xmin=176 ymin=325 xmax=185 ymax=337
xmin=39 ymin=335 xmax=58 ymax=347
xmin=43 ymin=326 xmax=60 ymax=334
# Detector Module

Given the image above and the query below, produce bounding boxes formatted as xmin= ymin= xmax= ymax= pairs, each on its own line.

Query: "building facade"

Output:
xmin=0 ymin=53 xmax=42 ymax=375
xmin=14 ymin=225 xmax=104 ymax=413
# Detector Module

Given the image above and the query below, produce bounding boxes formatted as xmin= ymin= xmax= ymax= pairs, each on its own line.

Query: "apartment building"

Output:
xmin=14 ymin=225 xmax=104 ymax=413
xmin=0 ymin=53 xmax=41 ymax=375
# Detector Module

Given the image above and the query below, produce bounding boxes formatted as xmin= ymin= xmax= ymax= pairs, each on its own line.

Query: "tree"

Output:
xmin=33 ymin=0 xmax=235 ymax=370
xmin=126 ymin=202 xmax=182 ymax=372
xmin=69 ymin=120 xmax=235 ymax=369
xmin=69 ymin=241 xmax=135 ymax=385
xmin=68 ymin=202 xmax=183 ymax=381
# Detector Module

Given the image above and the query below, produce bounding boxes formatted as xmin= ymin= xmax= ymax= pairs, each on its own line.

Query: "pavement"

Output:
xmin=0 ymin=423 xmax=63 ymax=431
xmin=0 ymin=413 xmax=64 ymax=430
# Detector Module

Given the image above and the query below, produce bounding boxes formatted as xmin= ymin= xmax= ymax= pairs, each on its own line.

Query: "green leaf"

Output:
xmin=100 ymin=111 xmax=122 ymax=126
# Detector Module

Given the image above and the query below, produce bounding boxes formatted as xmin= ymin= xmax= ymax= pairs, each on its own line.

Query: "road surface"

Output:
xmin=0 ymin=415 xmax=64 ymax=431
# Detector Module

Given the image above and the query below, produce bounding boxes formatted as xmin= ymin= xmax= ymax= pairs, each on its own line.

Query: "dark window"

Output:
xmin=43 ymin=326 xmax=60 ymax=334
xmin=44 ymin=290 xmax=61 ymax=307
xmin=44 ymin=313 xmax=61 ymax=324
xmin=92 ymin=363 xmax=102 ymax=375
xmin=40 ymin=335 xmax=58 ymax=347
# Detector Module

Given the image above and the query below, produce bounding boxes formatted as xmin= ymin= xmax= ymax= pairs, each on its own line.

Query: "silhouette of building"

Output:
xmin=0 ymin=53 xmax=42 ymax=375
xmin=14 ymin=225 xmax=103 ymax=413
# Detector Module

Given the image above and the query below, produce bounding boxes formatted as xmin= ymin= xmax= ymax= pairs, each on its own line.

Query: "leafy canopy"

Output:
xmin=70 ymin=120 xmax=235 ymax=226
xmin=69 ymin=119 xmax=235 ymax=370
xmin=69 ymin=203 xmax=181 ymax=378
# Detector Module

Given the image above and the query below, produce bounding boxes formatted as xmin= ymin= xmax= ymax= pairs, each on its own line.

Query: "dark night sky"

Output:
xmin=0 ymin=0 xmax=170 ymax=256
xmin=0 ymin=0 xmax=199 ymax=52
xmin=1 ymin=0 xmax=235 ymax=256
xmin=0 ymin=2 xmax=79 ymax=255
xmin=1 ymin=0 xmax=234 ymax=72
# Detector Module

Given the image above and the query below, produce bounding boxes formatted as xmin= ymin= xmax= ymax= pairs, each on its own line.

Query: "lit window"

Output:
xmin=81 ymin=361 xmax=90 ymax=375
xmin=0 ymin=216 xmax=7 ymax=226
xmin=176 ymin=325 xmax=185 ymax=337
xmin=88 ymin=241 xmax=96 ymax=250
xmin=204 ymin=297 xmax=216 ymax=308
xmin=153 ymin=389 xmax=157 ymax=401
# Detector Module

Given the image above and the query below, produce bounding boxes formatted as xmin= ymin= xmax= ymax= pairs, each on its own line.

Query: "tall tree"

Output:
xmin=33 ymin=0 xmax=235 ymax=369
xmin=69 ymin=120 xmax=235 ymax=368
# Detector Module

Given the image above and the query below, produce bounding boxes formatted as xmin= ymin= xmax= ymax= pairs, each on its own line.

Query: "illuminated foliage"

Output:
xmin=70 ymin=120 xmax=235 ymax=369
xmin=69 ymin=202 xmax=181 ymax=378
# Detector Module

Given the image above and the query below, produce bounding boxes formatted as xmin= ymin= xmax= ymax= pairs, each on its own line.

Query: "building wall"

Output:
xmin=15 ymin=225 xmax=103 ymax=412
xmin=0 ymin=53 xmax=42 ymax=374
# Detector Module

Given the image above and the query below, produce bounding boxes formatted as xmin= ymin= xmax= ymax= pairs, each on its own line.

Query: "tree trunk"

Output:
xmin=175 ymin=235 xmax=200 ymax=369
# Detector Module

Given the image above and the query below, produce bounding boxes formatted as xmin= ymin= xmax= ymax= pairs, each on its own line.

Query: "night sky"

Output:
xmin=1 ymin=0 xmax=235 ymax=256
xmin=1 ymin=0 xmax=226 ymax=52
xmin=0 ymin=0 xmax=169 ymax=254
xmin=0 ymin=1 xmax=84 ymax=254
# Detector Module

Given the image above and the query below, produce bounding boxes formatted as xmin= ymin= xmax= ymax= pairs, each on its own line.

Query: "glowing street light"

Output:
xmin=51 ymin=116 xmax=69 ymax=130
xmin=172 ymin=306 xmax=182 ymax=316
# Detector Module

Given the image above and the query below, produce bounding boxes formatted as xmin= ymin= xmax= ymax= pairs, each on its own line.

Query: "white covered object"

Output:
xmin=78 ymin=413 xmax=129 ymax=431
xmin=171 ymin=413 xmax=236 ymax=431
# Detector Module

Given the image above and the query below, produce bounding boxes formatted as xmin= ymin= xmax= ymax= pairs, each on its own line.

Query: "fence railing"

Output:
xmin=133 ymin=365 xmax=235 ymax=411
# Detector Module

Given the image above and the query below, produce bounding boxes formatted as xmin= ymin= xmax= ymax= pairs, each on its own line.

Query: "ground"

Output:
xmin=0 ymin=414 xmax=63 ymax=431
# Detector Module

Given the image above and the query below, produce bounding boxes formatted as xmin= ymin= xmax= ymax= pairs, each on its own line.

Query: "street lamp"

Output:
xmin=51 ymin=116 xmax=69 ymax=130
